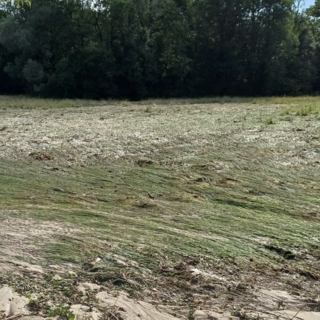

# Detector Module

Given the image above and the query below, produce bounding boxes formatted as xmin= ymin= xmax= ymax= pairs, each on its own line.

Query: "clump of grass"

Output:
xmin=279 ymin=106 xmax=291 ymax=116
xmin=145 ymin=105 xmax=153 ymax=113
xmin=280 ymin=103 xmax=320 ymax=117
xmin=269 ymin=96 xmax=320 ymax=105
xmin=266 ymin=117 xmax=274 ymax=125
xmin=47 ymin=303 xmax=75 ymax=320
xmin=295 ymin=105 xmax=315 ymax=116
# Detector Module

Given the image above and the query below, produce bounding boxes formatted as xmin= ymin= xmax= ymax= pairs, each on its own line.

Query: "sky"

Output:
xmin=304 ymin=0 xmax=315 ymax=7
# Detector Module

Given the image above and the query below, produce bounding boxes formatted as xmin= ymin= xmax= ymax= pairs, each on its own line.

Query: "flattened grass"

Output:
xmin=0 ymin=97 xmax=320 ymax=284
xmin=1 ymin=153 xmax=319 ymax=269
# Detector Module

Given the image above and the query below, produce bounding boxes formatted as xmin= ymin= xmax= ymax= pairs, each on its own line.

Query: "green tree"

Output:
xmin=0 ymin=0 xmax=318 ymax=98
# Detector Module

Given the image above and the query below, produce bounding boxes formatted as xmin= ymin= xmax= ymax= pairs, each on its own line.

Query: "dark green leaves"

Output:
xmin=0 ymin=0 xmax=318 ymax=98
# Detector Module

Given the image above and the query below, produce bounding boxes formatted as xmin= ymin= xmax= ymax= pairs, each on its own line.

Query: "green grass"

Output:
xmin=266 ymin=117 xmax=274 ymax=124
xmin=1 ymin=148 xmax=319 ymax=267
xmin=0 ymin=95 xmax=110 ymax=109
xmin=280 ymin=103 xmax=320 ymax=117
xmin=1 ymin=94 xmax=320 ymax=110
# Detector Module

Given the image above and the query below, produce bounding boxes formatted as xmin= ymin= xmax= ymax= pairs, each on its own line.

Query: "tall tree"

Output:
xmin=0 ymin=0 xmax=318 ymax=98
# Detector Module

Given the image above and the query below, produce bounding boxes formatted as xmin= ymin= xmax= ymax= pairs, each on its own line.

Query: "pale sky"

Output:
xmin=304 ymin=0 xmax=315 ymax=8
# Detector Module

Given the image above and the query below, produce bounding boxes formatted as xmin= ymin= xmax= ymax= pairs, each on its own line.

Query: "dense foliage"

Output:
xmin=0 ymin=0 xmax=319 ymax=99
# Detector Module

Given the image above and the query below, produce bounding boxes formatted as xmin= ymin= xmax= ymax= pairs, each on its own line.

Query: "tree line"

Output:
xmin=0 ymin=0 xmax=319 ymax=99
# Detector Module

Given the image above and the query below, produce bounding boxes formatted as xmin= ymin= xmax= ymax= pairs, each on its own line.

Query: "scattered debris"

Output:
xmin=249 ymin=189 xmax=266 ymax=196
xmin=29 ymin=152 xmax=52 ymax=161
xmin=136 ymin=159 xmax=153 ymax=167
xmin=264 ymin=244 xmax=296 ymax=260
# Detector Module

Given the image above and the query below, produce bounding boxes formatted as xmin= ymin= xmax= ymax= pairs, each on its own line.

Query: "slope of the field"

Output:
xmin=0 ymin=97 xmax=319 ymax=319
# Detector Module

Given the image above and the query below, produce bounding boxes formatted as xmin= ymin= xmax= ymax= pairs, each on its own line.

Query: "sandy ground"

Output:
xmin=0 ymin=283 xmax=319 ymax=320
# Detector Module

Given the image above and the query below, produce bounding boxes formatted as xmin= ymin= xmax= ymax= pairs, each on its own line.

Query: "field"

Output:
xmin=0 ymin=96 xmax=320 ymax=320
